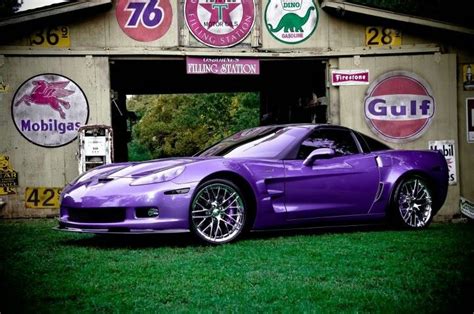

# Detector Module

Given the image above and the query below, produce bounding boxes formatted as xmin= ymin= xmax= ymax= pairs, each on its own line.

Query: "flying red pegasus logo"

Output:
xmin=14 ymin=80 xmax=75 ymax=119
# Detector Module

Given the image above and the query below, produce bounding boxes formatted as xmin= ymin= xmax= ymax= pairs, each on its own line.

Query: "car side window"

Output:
xmin=297 ymin=129 xmax=360 ymax=159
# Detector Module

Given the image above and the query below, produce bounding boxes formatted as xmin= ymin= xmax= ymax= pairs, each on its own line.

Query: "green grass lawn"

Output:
xmin=0 ymin=219 xmax=473 ymax=313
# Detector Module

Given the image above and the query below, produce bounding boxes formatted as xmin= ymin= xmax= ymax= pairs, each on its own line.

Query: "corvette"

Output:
xmin=56 ymin=124 xmax=448 ymax=244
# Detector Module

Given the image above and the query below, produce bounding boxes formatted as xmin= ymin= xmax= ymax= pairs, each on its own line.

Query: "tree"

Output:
xmin=127 ymin=92 xmax=260 ymax=160
xmin=0 ymin=0 xmax=23 ymax=17
xmin=347 ymin=0 xmax=474 ymax=27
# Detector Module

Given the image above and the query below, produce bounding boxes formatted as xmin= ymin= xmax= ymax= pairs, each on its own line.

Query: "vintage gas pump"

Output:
xmin=78 ymin=125 xmax=113 ymax=174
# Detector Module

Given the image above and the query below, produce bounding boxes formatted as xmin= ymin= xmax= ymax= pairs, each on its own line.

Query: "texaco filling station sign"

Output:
xmin=185 ymin=0 xmax=255 ymax=48
xmin=12 ymin=74 xmax=89 ymax=148
xmin=364 ymin=71 xmax=435 ymax=143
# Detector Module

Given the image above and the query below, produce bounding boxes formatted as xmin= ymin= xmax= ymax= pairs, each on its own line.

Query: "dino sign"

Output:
xmin=12 ymin=74 xmax=89 ymax=148
xmin=15 ymin=80 xmax=74 ymax=119
xmin=265 ymin=0 xmax=318 ymax=44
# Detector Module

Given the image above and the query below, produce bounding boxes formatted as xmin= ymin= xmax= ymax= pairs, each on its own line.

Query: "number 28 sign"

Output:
xmin=365 ymin=26 xmax=401 ymax=46
xmin=116 ymin=0 xmax=173 ymax=42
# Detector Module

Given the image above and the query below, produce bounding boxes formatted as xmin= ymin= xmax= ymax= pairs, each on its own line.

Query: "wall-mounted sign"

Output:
xmin=462 ymin=64 xmax=474 ymax=91
xmin=331 ymin=69 xmax=369 ymax=86
xmin=365 ymin=27 xmax=401 ymax=46
xmin=184 ymin=0 xmax=255 ymax=48
xmin=429 ymin=140 xmax=457 ymax=185
xmin=460 ymin=197 xmax=474 ymax=219
xmin=265 ymin=0 xmax=318 ymax=44
xmin=116 ymin=0 xmax=173 ymax=42
xmin=0 ymin=155 xmax=18 ymax=196
xmin=12 ymin=74 xmax=89 ymax=148
xmin=186 ymin=57 xmax=260 ymax=75
xmin=467 ymin=98 xmax=474 ymax=143
xmin=364 ymin=71 xmax=435 ymax=143
xmin=29 ymin=26 xmax=70 ymax=48
xmin=0 ymin=76 xmax=9 ymax=93
xmin=25 ymin=187 xmax=62 ymax=209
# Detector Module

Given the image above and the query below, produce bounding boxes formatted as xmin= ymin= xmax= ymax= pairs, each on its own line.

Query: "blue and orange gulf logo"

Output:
xmin=265 ymin=0 xmax=318 ymax=44
xmin=184 ymin=0 xmax=255 ymax=48
xmin=116 ymin=0 xmax=173 ymax=42
xmin=364 ymin=71 xmax=435 ymax=143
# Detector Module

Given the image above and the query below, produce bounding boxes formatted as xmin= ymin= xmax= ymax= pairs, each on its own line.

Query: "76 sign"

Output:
xmin=125 ymin=0 xmax=163 ymax=28
xmin=116 ymin=0 xmax=173 ymax=42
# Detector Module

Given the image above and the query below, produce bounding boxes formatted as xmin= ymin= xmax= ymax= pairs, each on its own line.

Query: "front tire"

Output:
xmin=392 ymin=176 xmax=433 ymax=228
xmin=190 ymin=179 xmax=247 ymax=244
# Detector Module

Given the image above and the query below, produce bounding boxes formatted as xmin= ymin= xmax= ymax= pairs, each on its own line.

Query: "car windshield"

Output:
xmin=197 ymin=126 xmax=300 ymax=158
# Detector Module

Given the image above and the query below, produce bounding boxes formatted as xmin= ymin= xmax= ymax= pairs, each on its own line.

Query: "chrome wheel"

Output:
xmin=397 ymin=178 xmax=432 ymax=228
xmin=191 ymin=181 xmax=246 ymax=244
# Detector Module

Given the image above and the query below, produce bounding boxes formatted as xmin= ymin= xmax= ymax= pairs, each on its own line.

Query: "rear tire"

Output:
xmin=190 ymin=179 xmax=247 ymax=244
xmin=391 ymin=175 xmax=433 ymax=229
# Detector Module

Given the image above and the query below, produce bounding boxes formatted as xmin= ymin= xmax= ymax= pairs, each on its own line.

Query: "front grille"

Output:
xmin=67 ymin=207 xmax=126 ymax=223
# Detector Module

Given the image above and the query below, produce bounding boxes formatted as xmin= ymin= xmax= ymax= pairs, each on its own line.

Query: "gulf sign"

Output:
xmin=364 ymin=71 xmax=435 ymax=143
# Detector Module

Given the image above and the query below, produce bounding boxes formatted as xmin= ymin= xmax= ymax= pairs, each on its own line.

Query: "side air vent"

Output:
xmin=374 ymin=183 xmax=384 ymax=202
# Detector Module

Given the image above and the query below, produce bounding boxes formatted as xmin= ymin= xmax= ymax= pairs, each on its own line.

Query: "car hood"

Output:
xmin=106 ymin=157 xmax=214 ymax=178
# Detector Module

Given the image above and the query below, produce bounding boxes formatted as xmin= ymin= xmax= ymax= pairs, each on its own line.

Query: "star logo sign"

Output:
xmin=185 ymin=0 xmax=255 ymax=48
xmin=200 ymin=0 xmax=240 ymax=29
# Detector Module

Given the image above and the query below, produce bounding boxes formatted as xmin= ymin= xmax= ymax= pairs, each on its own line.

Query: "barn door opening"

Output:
xmin=110 ymin=58 xmax=327 ymax=162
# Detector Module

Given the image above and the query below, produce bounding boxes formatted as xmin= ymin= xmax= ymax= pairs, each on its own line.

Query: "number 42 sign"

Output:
xmin=25 ymin=187 xmax=62 ymax=209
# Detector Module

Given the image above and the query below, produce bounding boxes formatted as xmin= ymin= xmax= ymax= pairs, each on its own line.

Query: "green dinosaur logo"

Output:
xmin=265 ymin=0 xmax=318 ymax=44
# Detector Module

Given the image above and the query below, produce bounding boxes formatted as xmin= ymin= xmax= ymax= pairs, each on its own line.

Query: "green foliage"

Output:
xmin=127 ymin=93 xmax=260 ymax=160
xmin=1 ymin=220 xmax=473 ymax=312
xmin=346 ymin=0 xmax=474 ymax=27
xmin=0 ymin=0 xmax=22 ymax=17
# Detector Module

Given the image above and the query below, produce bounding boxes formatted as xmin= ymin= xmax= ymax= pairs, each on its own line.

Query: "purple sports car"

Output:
xmin=57 ymin=124 xmax=448 ymax=244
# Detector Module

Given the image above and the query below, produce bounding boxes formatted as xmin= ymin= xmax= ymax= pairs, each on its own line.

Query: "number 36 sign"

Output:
xmin=29 ymin=26 xmax=70 ymax=48
xmin=25 ymin=187 xmax=62 ymax=209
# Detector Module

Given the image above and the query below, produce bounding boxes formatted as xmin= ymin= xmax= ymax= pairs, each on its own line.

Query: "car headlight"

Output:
xmin=130 ymin=166 xmax=185 ymax=186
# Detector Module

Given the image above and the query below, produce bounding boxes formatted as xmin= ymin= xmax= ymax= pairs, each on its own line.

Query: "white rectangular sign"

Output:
xmin=428 ymin=140 xmax=457 ymax=185
xmin=460 ymin=197 xmax=474 ymax=219
xmin=331 ymin=69 xmax=370 ymax=86
xmin=467 ymin=98 xmax=474 ymax=143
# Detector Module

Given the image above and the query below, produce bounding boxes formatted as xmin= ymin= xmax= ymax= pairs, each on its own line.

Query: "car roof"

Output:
xmin=263 ymin=123 xmax=351 ymax=131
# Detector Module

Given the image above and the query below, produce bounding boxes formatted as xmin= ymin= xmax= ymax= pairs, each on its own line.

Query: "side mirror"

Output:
xmin=303 ymin=148 xmax=335 ymax=166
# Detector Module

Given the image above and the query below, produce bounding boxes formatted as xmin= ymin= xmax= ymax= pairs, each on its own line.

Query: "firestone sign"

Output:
xmin=12 ymin=74 xmax=89 ymax=148
xmin=184 ymin=0 xmax=255 ymax=48
xmin=265 ymin=0 xmax=318 ymax=44
xmin=331 ymin=69 xmax=369 ymax=86
xmin=364 ymin=71 xmax=435 ymax=143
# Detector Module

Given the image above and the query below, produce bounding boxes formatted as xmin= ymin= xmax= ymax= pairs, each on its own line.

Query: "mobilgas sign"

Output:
xmin=364 ymin=71 xmax=435 ymax=143
xmin=12 ymin=74 xmax=89 ymax=148
xmin=429 ymin=140 xmax=457 ymax=185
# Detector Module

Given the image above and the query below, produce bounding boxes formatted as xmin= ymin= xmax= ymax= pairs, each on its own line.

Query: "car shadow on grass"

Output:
xmin=58 ymin=222 xmax=393 ymax=249
xmin=59 ymin=232 xmax=199 ymax=249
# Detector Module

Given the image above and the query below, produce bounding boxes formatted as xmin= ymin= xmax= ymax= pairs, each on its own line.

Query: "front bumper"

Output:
xmin=53 ymin=225 xmax=189 ymax=234
xmin=57 ymin=177 xmax=198 ymax=234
